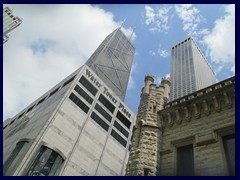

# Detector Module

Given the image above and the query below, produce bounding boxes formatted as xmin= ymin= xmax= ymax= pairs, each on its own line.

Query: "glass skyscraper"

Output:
xmin=3 ymin=6 xmax=22 ymax=44
xmin=86 ymin=28 xmax=135 ymax=101
xmin=169 ymin=36 xmax=216 ymax=101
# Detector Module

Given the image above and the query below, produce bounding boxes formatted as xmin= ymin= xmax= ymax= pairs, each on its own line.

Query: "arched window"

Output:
xmin=4 ymin=141 xmax=29 ymax=175
xmin=26 ymin=145 xmax=64 ymax=176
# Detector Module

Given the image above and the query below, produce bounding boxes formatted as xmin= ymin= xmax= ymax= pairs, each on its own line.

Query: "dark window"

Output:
xmin=90 ymin=112 xmax=109 ymax=131
xmin=74 ymin=85 xmax=93 ymax=104
xmin=37 ymin=97 xmax=46 ymax=105
xmin=177 ymin=144 xmax=194 ymax=176
xmin=26 ymin=145 xmax=64 ymax=176
xmin=223 ymin=134 xmax=235 ymax=176
xmin=63 ymin=76 xmax=75 ymax=87
xmin=98 ymin=94 xmax=115 ymax=113
xmin=18 ymin=113 xmax=24 ymax=119
xmin=128 ymin=145 xmax=131 ymax=151
xmin=144 ymin=168 xmax=150 ymax=176
xmin=27 ymin=106 xmax=34 ymax=113
xmin=116 ymin=111 xmax=131 ymax=129
xmin=153 ymin=106 xmax=156 ymax=113
xmin=3 ymin=124 xmax=8 ymax=130
xmin=110 ymin=129 xmax=127 ymax=147
xmin=79 ymin=76 xmax=97 ymax=96
xmin=10 ymin=119 xmax=15 ymax=125
xmin=114 ymin=121 xmax=129 ymax=138
xmin=69 ymin=93 xmax=89 ymax=114
xmin=49 ymin=87 xmax=60 ymax=97
xmin=4 ymin=141 xmax=29 ymax=175
xmin=95 ymin=103 xmax=112 ymax=122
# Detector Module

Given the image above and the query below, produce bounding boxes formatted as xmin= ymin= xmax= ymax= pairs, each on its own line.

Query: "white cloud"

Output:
xmin=149 ymin=50 xmax=156 ymax=56
xmin=158 ymin=49 xmax=169 ymax=58
xmin=145 ymin=5 xmax=155 ymax=25
xmin=175 ymin=4 xmax=205 ymax=39
xmin=156 ymin=73 xmax=170 ymax=85
xmin=149 ymin=45 xmax=169 ymax=58
xmin=157 ymin=45 xmax=169 ymax=58
xmin=145 ymin=5 xmax=171 ymax=33
xmin=3 ymin=4 xmax=135 ymax=120
xmin=203 ymin=4 xmax=235 ymax=68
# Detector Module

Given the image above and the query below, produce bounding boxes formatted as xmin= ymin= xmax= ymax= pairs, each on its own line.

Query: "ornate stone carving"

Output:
xmin=167 ymin=113 xmax=173 ymax=127
xmin=184 ymin=107 xmax=191 ymax=122
xmin=203 ymin=100 xmax=210 ymax=116
xmin=223 ymin=92 xmax=232 ymax=108
xmin=213 ymin=96 xmax=221 ymax=112
xmin=193 ymin=103 xmax=200 ymax=118
xmin=175 ymin=109 xmax=182 ymax=124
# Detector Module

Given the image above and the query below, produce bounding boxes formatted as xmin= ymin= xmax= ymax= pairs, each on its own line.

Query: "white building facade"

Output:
xmin=3 ymin=6 xmax=22 ymax=44
xmin=169 ymin=36 xmax=216 ymax=102
xmin=3 ymin=65 xmax=135 ymax=176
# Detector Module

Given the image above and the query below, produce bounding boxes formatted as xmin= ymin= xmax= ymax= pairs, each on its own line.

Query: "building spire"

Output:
xmin=120 ymin=19 xmax=126 ymax=29
xmin=129 ymin=26 xmax=136 ymax=42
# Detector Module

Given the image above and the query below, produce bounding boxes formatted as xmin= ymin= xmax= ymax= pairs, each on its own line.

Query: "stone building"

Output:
xmin=126 ymin=75 xmax=235 ymax=176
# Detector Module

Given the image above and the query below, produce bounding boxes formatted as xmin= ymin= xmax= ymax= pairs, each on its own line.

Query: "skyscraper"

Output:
xmin=86 ymin=28 xmax=135 ymax=101
xmin=169 ymin=36 xmax=216 ymax=102
xmin=3 ymin=29 xmax=136 ymax=176
xmin=3 ymin=6 xmax=22 ymax=44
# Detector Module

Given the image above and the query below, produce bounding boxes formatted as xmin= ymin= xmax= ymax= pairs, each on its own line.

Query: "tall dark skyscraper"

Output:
xmin=86 ymin=28 xmax=135 ymax=101
xmin=169 ymin=36 xmax=216 ymax=101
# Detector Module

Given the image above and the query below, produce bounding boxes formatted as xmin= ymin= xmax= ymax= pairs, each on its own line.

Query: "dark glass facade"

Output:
xmin=26 ymin=145 xmax=64 ymax=176
xmin=86 ymin=28 xmax=135 ymax=101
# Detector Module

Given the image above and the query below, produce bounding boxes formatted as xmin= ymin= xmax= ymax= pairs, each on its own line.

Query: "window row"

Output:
xmin=6 ymin=75 xmax=76 ymax=129
xmin=79 ymin=76 xmax=98 ymax=96
xmin=90 ymin=112 xmax=109 ymax=131
xmin=116 ymin=111 xmax=131 ymax=129
xmin=74 ymin=85 xmax=93 ymax=104
xmin=69 ymin=93 xmax=89 ymax=114
xmin=177 ymin=134 xmax=235 ymax=176
xmin=110 ymin=129 xmax=127 ymax=148
xmin=113 ymin=121 xmax=129 ymax=138
xmin=94 ymin=103 xmax=112 ymax=122
xmin=98 ymin=94 xmax=115 ymax=113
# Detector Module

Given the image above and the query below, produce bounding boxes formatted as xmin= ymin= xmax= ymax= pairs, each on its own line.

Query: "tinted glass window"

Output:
xmin=177 ymin=144 xmax=194 ymax=176
xmin=74 ymin=85 xmax=93 ymax=104
xmin=223 ymin=134 xmax=235 ymax=176
xmin=98 ymin=94 xmax=115 ymax=113
xmin=95 ymin=103 xmax=112 ymax=122
xmin=91 ymin=112 xmax=109 ymax=131
xmin=69 ymin=93 xmax=89 ymax=113
xmin=114 ymin=121 xmax=129 ymax=138
xmin=110 ymin=129 xmax=127 ymax=147
xmin=79 ymin=76 xmax=97 ymax=96
xmin=116 ymin=111 xmax=131 ymax=129
xmin=26 ymin=146 xmax=64 ymax=176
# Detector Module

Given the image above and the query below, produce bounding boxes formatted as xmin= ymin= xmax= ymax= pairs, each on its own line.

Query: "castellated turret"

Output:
xmin=126 ymin=74 xmax=171 ymax=176
xmin=161 ymin=76 xmax=171 ymax=103
xmin=142 ymin=74 xmax=155 ymax=94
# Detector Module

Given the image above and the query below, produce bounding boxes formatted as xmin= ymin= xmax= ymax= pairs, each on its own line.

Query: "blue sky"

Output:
xmin=3 ymin=4 xmax=235 ymax=120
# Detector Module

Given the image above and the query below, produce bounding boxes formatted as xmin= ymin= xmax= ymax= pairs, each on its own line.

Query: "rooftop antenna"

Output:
xmin=120 ymin=19 xmax=126 ymax=29
xmin=129 ymin=26 xmax=136 ymax=42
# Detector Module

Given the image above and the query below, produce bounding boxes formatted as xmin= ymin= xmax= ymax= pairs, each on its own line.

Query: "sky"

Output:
xmin=3 ymin=4 xmax=235 ymax=121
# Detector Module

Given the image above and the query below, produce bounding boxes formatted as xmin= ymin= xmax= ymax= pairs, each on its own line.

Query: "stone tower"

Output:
xmin=126 ymin=75 xmax=170 ymax=176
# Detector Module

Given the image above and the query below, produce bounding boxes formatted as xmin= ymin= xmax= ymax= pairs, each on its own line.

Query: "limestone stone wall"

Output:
xmin=126 ymin=75 xmax=235 ymax=176
xmin=126 ymin=76 xmax=170 ymax=176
